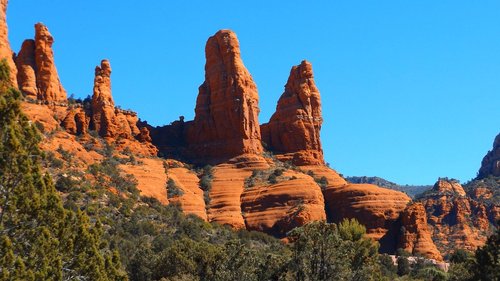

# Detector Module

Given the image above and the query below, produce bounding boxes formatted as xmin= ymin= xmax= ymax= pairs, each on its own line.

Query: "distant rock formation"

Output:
xmin=0 ymin=0 xmax=16 ymax=85
xmin=433 ymin=178 xmax=466 ymax=196
xmin=399 ymin=203 xmax=443 ymax=261
xmin=262 ymin=60 xmax=324 ymax=165
xmin=478 ymin=133 xmax=500 ymax=178
xmin=15 ymin=23 xmax=67 ymax=102
xmin=186 ymin=30 xmax=263 ymax=162
xmin=419 ymin=178 xmax=494 ymax=256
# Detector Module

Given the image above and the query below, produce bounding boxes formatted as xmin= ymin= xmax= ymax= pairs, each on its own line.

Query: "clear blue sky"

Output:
xmin=7 ymin=1 xmax=500 ymax=185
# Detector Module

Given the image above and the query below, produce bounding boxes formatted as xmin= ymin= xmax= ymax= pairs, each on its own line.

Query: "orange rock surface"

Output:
xmin=206 ymin=163 xmax=251 ymax=228
xmin=120 ymin=158 xmax=168 ymax=205
xmin=15 ymin=23 xmax=67 ymax=102
xmin=433 ymin=179 xmax=466 ymax=196
xmin=186 ymin=30 xmax=263 ymax=162
xmin=323 ymin=183 xmax=411 ymax=251
xmin=0 ymin=0 xmax=16 ymax=85
xmin=399 ymin=203 xmax=443 ymax=261
xmin=300 ymin=165 xmax=347 ymax=187
xmin=34 ymin=23 xmax=67 ymax=102
xmin=478 ymin=133 xmax=500 ymax=178
xmin=92 ymin=59 xmax=117 ymax=137
xmin=166 ymin=167 xmax=207 ymax=221
xmin=241 ymin=170 xmax=326 ymax=236
xmin=262 ymin=60 xmax=324 ymax=165
xmin=421 ymin=179 xmax=492 ymax=255
xmin=15 ymin=40 xmax=37 ymax=98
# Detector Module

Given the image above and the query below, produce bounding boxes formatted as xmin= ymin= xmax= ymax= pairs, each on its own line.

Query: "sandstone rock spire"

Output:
xmin=34 ymin=23 xmax=67 ymax=102
xmin=261 ymin=60 xmax=324 ymax=165
xmin=15 ymin=40 xmax=37 ymax=98
xmin=0 ymin=0 xmax=17 ymax=84
xmin=186 ymin=29 xmax=263 ymax=162
xmin=15 ymin=23 xmax=67 ymax=102
xmin=91 ymin=59 xmax=116 ymax=137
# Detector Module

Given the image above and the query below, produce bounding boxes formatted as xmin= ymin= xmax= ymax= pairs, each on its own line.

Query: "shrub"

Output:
xmin=167 ymin=178 xmax=184 ymax=198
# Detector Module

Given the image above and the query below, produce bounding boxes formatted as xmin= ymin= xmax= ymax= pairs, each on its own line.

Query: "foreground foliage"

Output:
xmin=0 ymin=60 xmax=127 ymax=280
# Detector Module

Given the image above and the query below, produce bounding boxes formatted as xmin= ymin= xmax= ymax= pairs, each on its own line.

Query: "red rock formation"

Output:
xmin=323 ymin=183 xmax=411 ymax=252
xmin=261 ymin=60 xmax=324 ymax=165
xmin=478 ymin=133 xmax=500 ymax=178
xmin=399 ymin=203 xmax=443 ymax=261
xmin=166 ymin=167 xmax=207 ymax=221
xmin=15 ymin=40 xmax=37 ymax=98
xmin=91 ymin=59 xmax=116 ymax=137
xmin=186 ymin=30 xmax=263 ymax=162
xmin=34 ymin=23 xmax=67 ymax=102
xmin=433 ymin=179 xmax=466 ymax=196
xmin=61 ymin=108 xmax=89 ymax=135
xmin=241 ymin=170 xmax=326 ymax=236
xmin=420 ymin=178 xmax=493 ymax=255
xmin=0 ymin=0 xmax=16 ymax=85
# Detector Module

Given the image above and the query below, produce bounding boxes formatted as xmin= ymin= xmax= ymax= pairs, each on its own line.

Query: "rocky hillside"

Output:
xmin=1 ymin=0 xmax=498 ymax=264
xmin=346 ymin=176 xmax=432 ymax=198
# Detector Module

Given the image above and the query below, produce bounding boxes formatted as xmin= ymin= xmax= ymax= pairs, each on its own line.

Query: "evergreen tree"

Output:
xmin=0 ymin=59 xmax=127 ymax=280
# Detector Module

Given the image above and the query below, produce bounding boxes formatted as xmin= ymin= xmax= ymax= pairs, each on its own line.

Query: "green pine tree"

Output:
xmin=0 ymin=59 xmax=127 ymax=280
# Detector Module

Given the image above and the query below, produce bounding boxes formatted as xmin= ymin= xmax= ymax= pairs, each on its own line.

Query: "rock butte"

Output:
xmin=0 ymin=0 xmax=497 ymax=260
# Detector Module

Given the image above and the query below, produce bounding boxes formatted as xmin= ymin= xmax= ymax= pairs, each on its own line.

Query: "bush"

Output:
xmin=268 ymin=174 xmax=278 ymax=184
xmin=167 ymin=178 xmax=184 ymax=198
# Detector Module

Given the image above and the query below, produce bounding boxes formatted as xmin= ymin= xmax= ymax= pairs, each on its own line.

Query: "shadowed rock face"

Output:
xmin=261 ymin=60 xmax=324 ymax=165
xmin=15 ymin=40 xmax=37 ymax=98
xmin=478 ymin=133 xmax=500 ymax=178
xmin=15 ymin=23 xmax=67 ymax=102
xmin=0 ymin=0 xmax=16 ymax=85
xmin=399 ymin=203 xmax=443 ymax=261
xmin=186 ymin=30 xmax=263 ymax=162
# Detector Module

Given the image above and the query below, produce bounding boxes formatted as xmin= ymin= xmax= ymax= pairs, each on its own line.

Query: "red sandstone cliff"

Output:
xmin=261 ymin=60 xmax=324 ymax=165
xmin=186 ymin=30 xmax=263 ymax=162
xmin=399 ymin=203 xmax=443 ymax=261
xmin=0 ymin=0 xmax=16 ymax=84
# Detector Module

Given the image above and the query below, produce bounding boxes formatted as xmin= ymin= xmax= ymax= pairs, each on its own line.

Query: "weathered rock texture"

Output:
xmin=0 ymin=0 xmax=16 ymax=85
xmin=186 ymin=30 xmax=263 ymax=162
xmin=241 ymin=170 xmax=326 ymax=237
xmin=323 ymin=183 xmax=411 ymax=252
xmin=14 ymin=40 xmax=36 ymax=98
xmin=399 ymin=203 xmax=443 ymax=261
xmin=433 ymin=179 xmax=466 ymax=196
xmin=15 ymin=23 xmax=67 ymax=102
xmin=419 ymin=179 xmax=495 ymax=256
xmin=34 ymin=23 xmax=66 ymax=102
xmin=91 ymin=59 xmax=116 ymax=136
xmin=261 ymin=60 xmax=324 ymax=165
xmin=478 ymin=133 xmax=500 ymax=178
xmin=166 ymin=166 xmax=207 ymax=221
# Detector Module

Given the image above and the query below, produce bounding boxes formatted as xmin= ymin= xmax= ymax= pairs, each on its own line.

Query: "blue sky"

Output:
xmin=7 ymin=1 xmax=499 ymax=185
